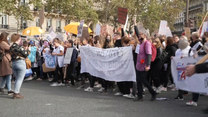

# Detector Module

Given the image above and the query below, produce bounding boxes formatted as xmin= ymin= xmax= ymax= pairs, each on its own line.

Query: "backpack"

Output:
xmin=158 ymin=47 xmax=168 ymax=63
xmin=144 ymin=41 xmax=157 ymax=62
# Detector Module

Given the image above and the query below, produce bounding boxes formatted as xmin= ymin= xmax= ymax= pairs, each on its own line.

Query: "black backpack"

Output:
xmin=158 ymin=48 xmax=168 ymax=63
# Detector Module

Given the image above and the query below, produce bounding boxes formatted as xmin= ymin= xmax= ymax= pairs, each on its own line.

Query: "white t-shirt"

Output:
xmin=53 ymin=45 xmax=64 ymax=67
xmin=175 ymin=46 xmax=193 ymax=57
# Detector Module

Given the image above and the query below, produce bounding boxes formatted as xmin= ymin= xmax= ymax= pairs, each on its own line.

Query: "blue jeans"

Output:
xmin=12 ymin=60 xmax=26 ymax=93
xmin=0 ymin=75 xmax=12 ymax=91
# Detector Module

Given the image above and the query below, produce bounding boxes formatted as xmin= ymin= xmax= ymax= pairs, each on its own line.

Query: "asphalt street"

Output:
xmin=0 ymin=81 xmax=207 ymax=117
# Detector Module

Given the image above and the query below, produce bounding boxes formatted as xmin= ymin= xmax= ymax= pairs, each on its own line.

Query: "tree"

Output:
xmin=44 ymin=0 xmax=98 ymax=24
xmin=0 ymin=0 xmax=42 ymax=32
xmin=94 ymin=0 xmax=185 ymax=33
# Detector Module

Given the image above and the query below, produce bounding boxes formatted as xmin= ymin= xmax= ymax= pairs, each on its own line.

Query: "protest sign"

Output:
xmin=158 ymin=20 xmax=173 ymax=37
xmin=77 ymin=20 xmax=84 ymax=37
xmin=100 ymin=24 xmax=114 ymax=36
xmin=95 ymin=23 xmax=101 ymax=36
xmin=118 ymin=7 xmax=128 ymax=24
xmin=80 ymin=46 xmax=136 ymax=82
xmin=44 ymin=53 xmax=56 ymax=68
xmin=124 ymin=15 xmax=129 ymax=32
xmin=64 ymin=48 xmax=73 ymax=64
xmin=171 ymin=57 xmax=208 ymax=94
xmin=46 ymin=27 xmax=57 ymax=42
xmin=56 ymin=33 xmax=64 ymax=41
xmin=200 ymin=21 xmax=208 ymax=37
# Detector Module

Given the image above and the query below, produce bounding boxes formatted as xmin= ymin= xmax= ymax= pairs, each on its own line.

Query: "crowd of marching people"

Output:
xmin=0 ymin=20 xmax=208 ymax=112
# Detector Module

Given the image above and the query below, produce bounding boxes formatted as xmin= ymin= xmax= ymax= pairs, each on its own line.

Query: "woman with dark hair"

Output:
xmin=160 ymin=37 xmax=177 ymax=92
xmin=10 ymin=33 xmax=29 ymax=99
xmin=64 ymin=40 xmax=78 ymax=86
xmin=0 ymin=32 xmax=13 ymax=95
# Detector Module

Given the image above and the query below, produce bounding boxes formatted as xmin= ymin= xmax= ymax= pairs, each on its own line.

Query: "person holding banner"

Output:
xmin=184 ymin=32 xmax=204 ymax=107
xmin=186 ymin=63 xmax=208 ymax=76
xmin=84 ymin=36 xmax=104 ymax=92
xmin=186 ymin=62 xmax=208 ymax=113
xmin=50 ymin=38 xmax=65 ymax=87
xmin=121 ymin=36 xmax=135 ymax=99
xmin=174 ymin=36 xmax=193 ymax=100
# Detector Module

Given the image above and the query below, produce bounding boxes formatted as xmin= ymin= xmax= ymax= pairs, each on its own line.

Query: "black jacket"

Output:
xmin=70 ymin=48 xmax=78 ymax=63
xmin=165 ymin=44 xmax=177 ymax=64
xmin=195 ymin=62 xmax=208 ymax=73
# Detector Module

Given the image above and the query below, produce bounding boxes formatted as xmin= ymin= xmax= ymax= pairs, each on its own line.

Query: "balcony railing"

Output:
xmin=21 ymin=25 xmax=28 ymax=29
xmin=0 ymin=25 xmax=9 ymax=29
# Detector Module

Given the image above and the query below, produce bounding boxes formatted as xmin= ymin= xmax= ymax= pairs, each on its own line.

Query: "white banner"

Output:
xmin=80 ymin=46 xmax=136 ymax=82
xmin=171 ymin=57 xmax=208 ymax=94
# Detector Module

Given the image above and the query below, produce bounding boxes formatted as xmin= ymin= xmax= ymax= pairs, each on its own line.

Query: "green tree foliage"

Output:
xmin=0 ymin=0 xmax=42 ymax=20
xmin=44 ymin=0 xmax=98 ymax=23
xmin=0 ymin=0 xmax=185 ymax=33
xmin=94 ymin=0 xmax=185 ymax=33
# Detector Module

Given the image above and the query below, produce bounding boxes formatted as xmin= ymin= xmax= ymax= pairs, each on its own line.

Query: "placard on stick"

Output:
xmin=64 ymin=48 xmax=74 ymax=64
xmin=118 ymin=7 xmax=128 ymax=24
xmin=77 ymin=20 xmax=84 ymax=38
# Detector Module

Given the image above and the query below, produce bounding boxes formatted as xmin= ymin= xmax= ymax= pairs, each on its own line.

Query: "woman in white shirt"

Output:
xmin=50 ymin=38 xmax=65 ymax=87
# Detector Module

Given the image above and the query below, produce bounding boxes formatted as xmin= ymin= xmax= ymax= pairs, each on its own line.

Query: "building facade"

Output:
xmin=0 ymin=1 xmax=69 ymax=35
xmin=173 ymin=0 xmax=208 ymax=35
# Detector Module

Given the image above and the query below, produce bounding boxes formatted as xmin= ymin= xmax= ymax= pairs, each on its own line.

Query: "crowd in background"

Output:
xmin=0 ymin=21 xmax=208 ymax=109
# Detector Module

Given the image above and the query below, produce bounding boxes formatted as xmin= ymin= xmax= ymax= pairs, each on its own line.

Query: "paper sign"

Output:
xmin=100 ymin=25 xmax=114 ymax=36
xmin=77 ymin=20 xmax=84 ymax=37
xmin=200 ymin=21 xmax=208 ymax=37
xmin=95 ymin=24 xmax=101 ymax=36
xmin=118 ymin=7 xmax=128 ymax=24
xmin=158 ymin=20 xmax=172 ymax=37
xmin=124 ymin=15 xmax=129 ymax=32
xmin=135 ymin=44 xmax=140 ymax=54
xmin=64 ymin=48 xmax=73 ymax=64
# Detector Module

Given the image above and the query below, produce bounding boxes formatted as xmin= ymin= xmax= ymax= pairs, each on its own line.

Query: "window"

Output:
xmin=56 ymin=20 xmax=61 ymax=32
xmin=21 ymin=19 xmax=27 ymax=29
xmin=56 ymin=20 xmax=61 ymax=29
xmin=46 ymin=19 xmax=52 ymax=31
xmin=1 ymin=15 xmax=9 ymax=29
xmin=36 ymin=18 xmax=40 ymax=27
xmin=65 ymin=20 xmax=70 ymax=26
xmin=1 ymin=15 xmax=8 ymax=25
